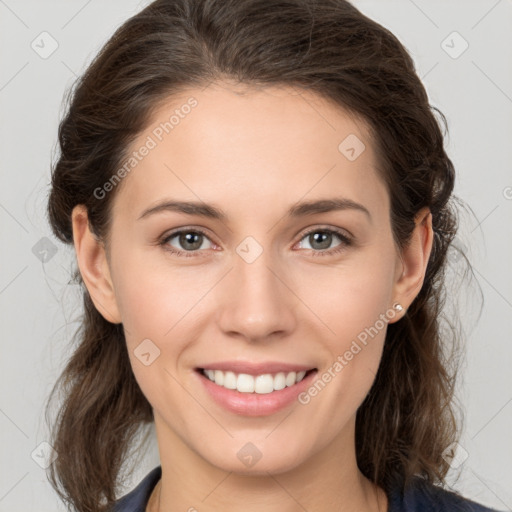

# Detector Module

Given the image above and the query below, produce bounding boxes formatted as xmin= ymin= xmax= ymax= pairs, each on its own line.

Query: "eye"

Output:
xmin=158 ymin=226 xmax=353 ymax=258
xmin=295 ymin=227 xmax=353 ymax=257
xmin=159 ymin=228 xmax=214 ymax=257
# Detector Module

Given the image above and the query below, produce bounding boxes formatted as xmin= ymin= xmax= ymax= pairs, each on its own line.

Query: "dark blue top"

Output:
xmin=112 ymin=465 xmax=504 ymax=512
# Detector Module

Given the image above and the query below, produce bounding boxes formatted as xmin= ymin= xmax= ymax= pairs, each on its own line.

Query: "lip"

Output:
xmin=195 ymin=360 xmax=315 ymax=376
xmin=194 ymin=367 xmax=318 ymax=417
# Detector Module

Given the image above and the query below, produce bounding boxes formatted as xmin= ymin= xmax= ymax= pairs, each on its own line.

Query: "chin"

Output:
xmin=201 ymin=442 xmax=308 ymax=476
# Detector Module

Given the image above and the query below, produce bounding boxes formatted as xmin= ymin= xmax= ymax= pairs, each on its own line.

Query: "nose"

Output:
xmin=215 ymin=246 xmax=297 ymax=344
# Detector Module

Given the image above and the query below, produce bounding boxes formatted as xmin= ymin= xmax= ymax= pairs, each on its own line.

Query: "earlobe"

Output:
xmin=71 ymin=205 xmax=122 ymax=324
xmin=390 ymin=207 xmax=433 ymax=322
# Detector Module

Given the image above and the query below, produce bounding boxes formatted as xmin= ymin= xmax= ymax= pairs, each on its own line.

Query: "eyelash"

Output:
xmin=158 ymin=226 xmax=353 ymax=259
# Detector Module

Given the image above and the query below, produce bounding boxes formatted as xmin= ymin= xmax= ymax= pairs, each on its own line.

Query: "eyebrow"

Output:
xmin=137 ymin=197 xmax=372 ymax=222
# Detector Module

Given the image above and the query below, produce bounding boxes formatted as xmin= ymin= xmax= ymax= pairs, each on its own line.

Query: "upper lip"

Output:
xmin=196 ymin=361 xmax=317 ymax=376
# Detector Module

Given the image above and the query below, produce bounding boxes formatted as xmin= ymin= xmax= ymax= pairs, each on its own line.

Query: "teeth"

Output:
xmin=223 ymin=371 xmax=237 ymax=390
xmin=202 ymin=369 xmax=308 ymax=394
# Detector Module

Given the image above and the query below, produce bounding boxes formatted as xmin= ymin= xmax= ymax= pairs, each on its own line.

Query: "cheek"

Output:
xmin=302 ymin=283 xmax=392 ymax=433
xmin=115 ymin=277 xmax=167 ymax=342
xmin=111 ymin=252 xmax=210 ymax=378
xmin=111 ymin=250 xmax=187 ymax=339
xmin=305 ymin=250 xmax=395 ymax=390
xmin=305 ymin=252 xmax=395 ymax=334
xmin=112 ymin=257 xmax=198 ymax=416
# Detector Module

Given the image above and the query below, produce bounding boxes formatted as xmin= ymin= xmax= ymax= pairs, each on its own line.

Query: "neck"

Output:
xmin=150 ymin=413 xmax=388 ymax=512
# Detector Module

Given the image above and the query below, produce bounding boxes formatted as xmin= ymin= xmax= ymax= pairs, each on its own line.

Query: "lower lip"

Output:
xmin=195 ymin=369 xmax=318 ymax=417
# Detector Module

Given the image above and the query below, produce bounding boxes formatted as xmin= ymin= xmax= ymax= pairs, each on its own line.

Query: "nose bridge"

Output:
xmin=216 ymin=237 xmax=296 ymax=340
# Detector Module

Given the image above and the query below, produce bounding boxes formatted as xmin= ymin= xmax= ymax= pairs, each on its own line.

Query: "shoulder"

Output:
xmin=387 ymin=476 xmax=505 ymax=512
xmin=111 ymin=465 xmax=162 ymax=512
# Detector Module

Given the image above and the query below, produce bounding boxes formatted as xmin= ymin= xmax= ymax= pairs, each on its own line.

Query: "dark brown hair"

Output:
xmin=45 ymin=0 xmax=466 ymax=510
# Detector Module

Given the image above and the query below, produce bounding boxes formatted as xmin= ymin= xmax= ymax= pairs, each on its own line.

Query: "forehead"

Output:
xmin=110 ymin=81 xmax=388 ymax=224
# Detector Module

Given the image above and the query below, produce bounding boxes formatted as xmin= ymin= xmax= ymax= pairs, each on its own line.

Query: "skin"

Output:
xmin=71 ymin=81 xmax=433 ymax=512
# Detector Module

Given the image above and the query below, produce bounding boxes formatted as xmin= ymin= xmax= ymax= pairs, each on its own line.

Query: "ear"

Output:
xmin=71 ymin=204 xmax=122 ymax=324
xmin=389 ymin=207 xmax=433 ymax=323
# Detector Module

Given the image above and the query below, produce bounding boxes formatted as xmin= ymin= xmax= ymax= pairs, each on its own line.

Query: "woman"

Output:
xmin=44 ymin=0 xmax=504 ymax=511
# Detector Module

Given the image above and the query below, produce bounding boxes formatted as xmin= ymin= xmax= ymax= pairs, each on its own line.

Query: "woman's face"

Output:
xmin=75 ymin=81 xmax=428 ymax=476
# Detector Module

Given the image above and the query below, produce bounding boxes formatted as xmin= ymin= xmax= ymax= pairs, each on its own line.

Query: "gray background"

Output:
xmin=0 ymin=0 xmax=511 ymax=510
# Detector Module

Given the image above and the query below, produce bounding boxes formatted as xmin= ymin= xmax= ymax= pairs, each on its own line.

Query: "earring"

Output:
xmin=393 ymin=302 xmax=404 ymax=312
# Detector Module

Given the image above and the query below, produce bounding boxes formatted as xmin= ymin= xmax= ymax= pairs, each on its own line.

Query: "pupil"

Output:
xmin=181 ymin=232 xmax=202 ymax=250
xmin=311 ymin=232 xmax=331 ymax=250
